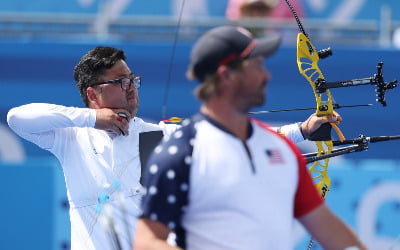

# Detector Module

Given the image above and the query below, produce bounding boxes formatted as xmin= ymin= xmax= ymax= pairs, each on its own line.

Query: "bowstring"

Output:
xmin=162 ymin=0 xmax=187 ymax=120
xmin=284 ymin=0 xmax=308 ymax=37
xmin=284 ymin=1 xmax=317 ymax=249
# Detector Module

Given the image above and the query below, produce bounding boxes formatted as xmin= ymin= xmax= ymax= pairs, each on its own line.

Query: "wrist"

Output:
xmin=298 ymin=122 xmax=307 ymax=140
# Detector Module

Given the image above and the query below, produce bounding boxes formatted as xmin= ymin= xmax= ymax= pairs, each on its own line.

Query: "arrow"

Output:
xmin=249 ymin=104 xmax=372 ymax=114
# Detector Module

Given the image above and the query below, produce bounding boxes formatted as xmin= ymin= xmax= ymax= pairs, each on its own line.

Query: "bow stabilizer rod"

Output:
xmin=304 ymin=144 xmax=367 ymax=163
xmin=305 ymin=134 xmax=400 ymax=163
xmin=333 ymin=134 xmax=400 ymax=146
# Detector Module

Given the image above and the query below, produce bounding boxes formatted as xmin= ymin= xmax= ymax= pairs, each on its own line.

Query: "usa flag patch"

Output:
xmin=266 ymin=149 xmax=284 ymax=164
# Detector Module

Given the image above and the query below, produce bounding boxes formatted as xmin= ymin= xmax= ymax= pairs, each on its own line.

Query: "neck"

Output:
xmin=201 ymin=99 xmax=249 ymax=141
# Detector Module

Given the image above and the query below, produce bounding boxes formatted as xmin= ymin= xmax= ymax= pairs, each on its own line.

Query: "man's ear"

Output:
xmin=87 ymin=87 xmax=99 ymax=106
xmin=217 ymin=65 xmax=232 ymax=82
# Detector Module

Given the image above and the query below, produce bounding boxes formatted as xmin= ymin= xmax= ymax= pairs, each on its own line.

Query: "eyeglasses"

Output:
xmin=91 ymin=76 xmax=141 ymax=90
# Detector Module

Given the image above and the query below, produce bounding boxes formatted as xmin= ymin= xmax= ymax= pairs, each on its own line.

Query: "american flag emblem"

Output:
xmin=266 ymin=149 xmax=284 ymax=164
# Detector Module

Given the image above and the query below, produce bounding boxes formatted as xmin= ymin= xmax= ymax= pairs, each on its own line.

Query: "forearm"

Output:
xmin=299 ymin=204 xmax=366 ymax=250
xmin=7 ymin=103 xmax=96 ymax=134
xmin=135 ymin=238 xmax=182 ymax=250
xmin=135 ymin=219 xmax=183 ymax=250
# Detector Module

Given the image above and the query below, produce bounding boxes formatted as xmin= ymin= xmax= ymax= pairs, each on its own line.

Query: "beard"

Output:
xmin=246 ymin=83 xmax=267 ymax=110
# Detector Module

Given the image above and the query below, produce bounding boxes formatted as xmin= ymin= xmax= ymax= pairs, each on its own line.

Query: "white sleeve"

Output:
xmin=272 ymin=122 xmax=305 ymax=143
xmin=157 ymin=121 xmax=181 ymax=137
xmin=135 ymin=118 xmax=180 ymax=136
xmin=7 ymin=103 xmax=96 ymax=149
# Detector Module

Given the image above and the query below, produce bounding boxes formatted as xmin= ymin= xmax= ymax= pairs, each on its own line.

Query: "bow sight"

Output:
xmin=314 ymin=62 xmax=398 ymax=107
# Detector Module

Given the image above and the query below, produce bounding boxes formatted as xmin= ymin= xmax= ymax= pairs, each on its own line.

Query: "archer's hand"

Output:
xmin=94 ymin=108 xmax=131 ymax=136
xmin=301 ymin=111 xmax=342 ymax=140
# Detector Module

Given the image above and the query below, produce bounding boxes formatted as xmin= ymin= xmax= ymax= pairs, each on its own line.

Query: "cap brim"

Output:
xmin=248 ymin=33 xmax=282 ymax=59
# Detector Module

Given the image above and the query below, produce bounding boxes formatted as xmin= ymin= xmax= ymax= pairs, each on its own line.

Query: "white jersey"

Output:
xmin=140 ymin=113 xmax=323 ymax=250
xmin=7 ymin=103 xmax=178 ymax=250
xmin=7 ymin=103 xmax=304 ymax=250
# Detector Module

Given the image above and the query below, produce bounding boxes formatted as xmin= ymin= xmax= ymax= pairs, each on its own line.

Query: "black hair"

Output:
xmin=74 ymin=46 xmax=126 ymax=107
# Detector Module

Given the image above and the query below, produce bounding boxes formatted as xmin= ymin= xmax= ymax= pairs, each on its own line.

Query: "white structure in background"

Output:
xmin=171 ymin=0 xmax=209 ymax=19
xmin=93 ymin=0 xmax=132 ymax=38
xmin=305 ymin=0 xmax=366 ymax=22
xmin=392 ymin=28 xmax=400 ymax=49
xmin=0 ymin=123 xmax=25 ymax=163
xmin=357 ymin=181 xmax=400 ymax=250
xmin=77 ymin=0 xmax=133 ymax=39
xmin=171 ymin=0 xmax=209 ymax=36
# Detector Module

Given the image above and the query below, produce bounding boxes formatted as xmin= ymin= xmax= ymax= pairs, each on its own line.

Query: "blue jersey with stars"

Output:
xmin=140 ymin=113 xmax=323 ymax=250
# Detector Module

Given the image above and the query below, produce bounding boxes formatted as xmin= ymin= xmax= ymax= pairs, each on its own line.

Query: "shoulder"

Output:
xmin=146 ymin=115 xmax=201 ymax=166
xmin=132 ymin=117 xmax=161 ymax=132
xmin=250 ymin=117 xmax=280 ymax=136
xmin=251 ymin=117 xmax=306 ymax=161
xmin=133 ymin=117 xmax=182 ymax=136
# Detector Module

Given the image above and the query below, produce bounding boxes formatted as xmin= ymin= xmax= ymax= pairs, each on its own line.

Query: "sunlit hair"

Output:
xmin=193 ymin=74 xmax=221 ymax=102
xmin=74 ymin=46 xmax=126 ymax=107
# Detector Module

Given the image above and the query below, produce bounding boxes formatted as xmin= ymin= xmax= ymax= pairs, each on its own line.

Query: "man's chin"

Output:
xmin=128 ymin=106 xmax=139 ymax=117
